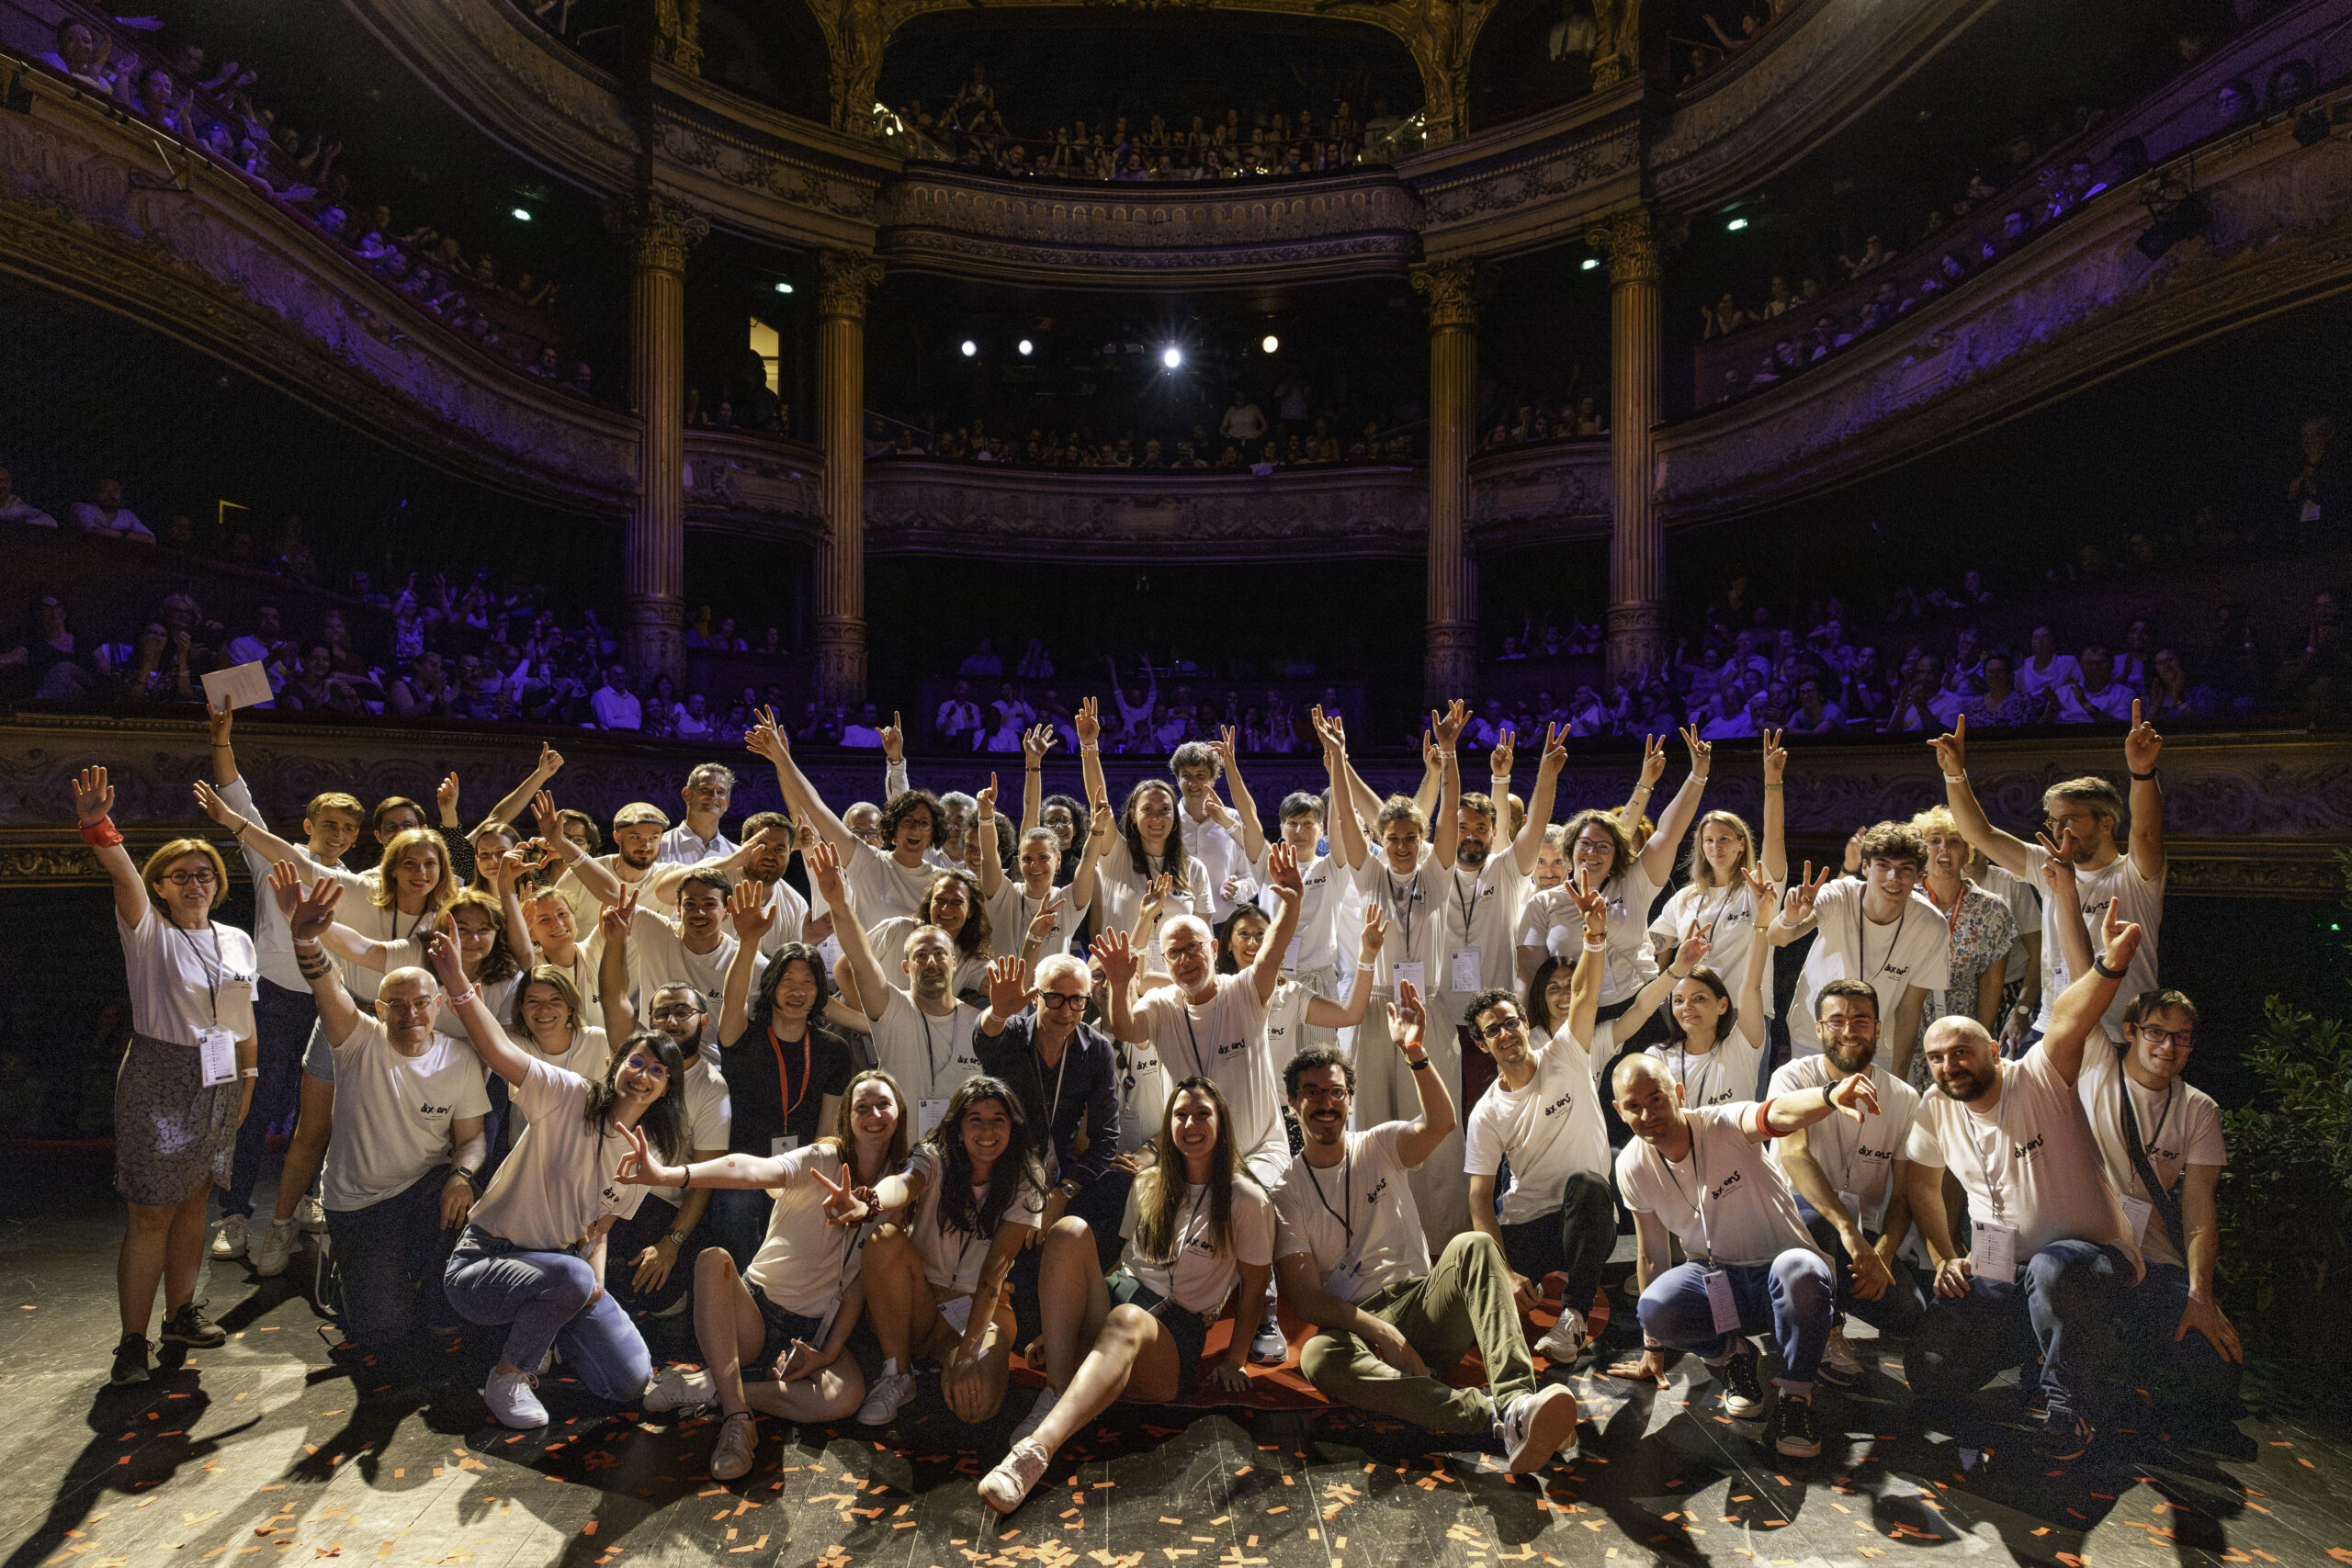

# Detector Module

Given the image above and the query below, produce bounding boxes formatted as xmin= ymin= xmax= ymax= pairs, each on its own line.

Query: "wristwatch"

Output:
xmin=663 ymin=1228 xmax=690 ymax=1247
xmin=1057 ymin=1179 xmax=1081 ymax=1202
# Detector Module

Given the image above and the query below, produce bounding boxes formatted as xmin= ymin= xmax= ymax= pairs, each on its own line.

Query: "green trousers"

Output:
xmin=1299 ymin=1231 xmax=1536 ymax=1434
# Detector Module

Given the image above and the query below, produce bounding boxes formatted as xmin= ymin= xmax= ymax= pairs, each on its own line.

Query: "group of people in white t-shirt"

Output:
xmin=77 ymin=684 xmax=2242 ymax=1506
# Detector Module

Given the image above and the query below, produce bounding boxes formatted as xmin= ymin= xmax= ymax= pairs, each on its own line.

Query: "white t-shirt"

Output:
xmin=1261 ymin=978 xmax=1317 ymax=1069
xmin=1252 ymin=846 xmax=1345 ymax=975
xmin=1114 ymin=1039 xmax=1171 ymax=1156
xmin=755 ymin=878 xmax=812 ymax=962
xmin=984 ymin=878 xmax=1086 ymax=972
xmin=2021 ymin=845 xmax=2164 ymax=1038
xmin=1120 ymin=1174 xmax=1275 ymax=1314
xmin=845 ymin=843 xmax=948 ymax=930
xmin=904 ymin=1144 xmax=1043 ymax=1294
xmin=1464 ymin=1034 xmax=1611 ymax=1226
xmin=1096 ymin=852 xmax=1215 ymax=976
xmin=1787 ymin=882 xmax=1951 ymax=1053
xmin=868 ymin=987 xmax=984 ymax=1102
xmin=1350 ymin=854 xmax=1453 ymax=993
xmin=1649 ymin=878 xmax=1777 ymax=1018
xmin=330 ymin=892 xmax=438 ymax=1005
xmin=865 ymin=917 xmax=990 ymax=1000
xmin=1615 ymin=1104 xmax=1819 ymax=1267
xmin=506 ymin=1026 xmax=611 ymax=1139
xmin=321 ymin=1014 xmax=491 ymax=1213
xmin=648 ymin=1053 xmax=733 ymax=1209
xmin=1445 ymin=851 xmax=1528 ymax=1000
xmin=2016 ymin=653 xmax=2084 ymax=698
xmin=1645 ymin=1036 xmax=1766 ymax=1110
xmin=1269 ymin=1122 xmax=1431 ymax=1303
xmin=2075 ymin=1044 xmax=2223 ymax=1271
xmin=1139 ymin=974 xmax=1280 ymax=1158
xmin=469 ymin=1057 xmax=651 ymax=1251
xmin=1765 ymin=1055 xmax=1920 ymax=1228
xmin=745 ymin=1143 xmax=865 ymax=1316
xmin=1980 ymin=863 xmax=2041 ymax=985
xmin=220 ymin=775 xmax=345 ymax=991
xmin=117 ymin=907 xmax=258 ymax=1045
xmin=627 ymin=906 xmax=753 ymax=1022
xmin=1181 ymin=806 xmax=1253 ymax=923
xmin=1520 ymin=866 xmax=1662 ymax=1006
xmin=1906 ymin=1041 xmax=2143 ymax=1278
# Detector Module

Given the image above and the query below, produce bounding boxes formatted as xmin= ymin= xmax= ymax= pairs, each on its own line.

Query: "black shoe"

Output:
xmin=159 ymin=1303 xmax=227 ymax=1348
xmin=1717 ymin=1339 xmax=1766 ymax=1419
xmin=110 ymin=1335 xmax=152 ymax=1386
xmin=2030 ymin=1404 xmax=2094 ymax=1462
xmin=1766 ymin=1394 xmax=1821 ymax=1458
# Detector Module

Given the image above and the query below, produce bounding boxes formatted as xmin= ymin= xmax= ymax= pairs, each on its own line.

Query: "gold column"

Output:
xmin=814 ymin=250 xmax=886 ymax=707
xmin=1589 ymin=206 xmax=1666 ymax=682
xmin=602 ymin=190 xmax=708 ymax=688
xmin=1411 ymin=258 xmax=1480 ymax=709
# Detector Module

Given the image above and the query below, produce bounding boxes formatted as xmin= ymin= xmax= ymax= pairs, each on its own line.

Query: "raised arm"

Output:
xmin=810 ymin=841 xmax=889 ymax=1022
xmin=1766 ymin=862 xmax=1837 ymax=947
xmin=2123 ymin=701 xmax=2165 ymax=879
xmin=1429 ymin=700 xmax=1465 ymax=869
xmin=1390 ymin=980 xmax=1458 ymax=1168
xmin=72 ymin=767 xmax=150 ymax=928
xmin=1020 ymin=724 xmax=1053 ymax=837
xmin=426 ymin=932 xmax=536 ymax=1088
xmin=1213 ymin=727 xmax=1268 ymax=863
xmin=1302 ymin=905 xmax=1386 ymax=1030
xmin=747 ymin=707 xmax=859 ymax=857
xmin=1620 ymin=733 xmax=1667 ymax=836
xmin=1074 ymin=696 xmax=1109 ymax=815
xmin=1250 ymin=845 xmax=1305 ymax=1006
xmin=597 ymin=891 xmax=639 ymax=1041
xmin=1734 ymin=866 xmax=1773 ymax=1050
xmin=1509 ymin=725 xmax=1567 ymax=877
xmin=1759 ymin=728 xmax=1789 ymax=886
xmin=192 ymin=778 xmax=304 ymax=870
xmin=1564 ymin=886 xmax=1609 ymax=1051
xmin=1324 ymin=718 xmax=1370 ymax=872
xmin=274 ymin=864 xmax=363 ymax=1047
xmin=531 ymin=792 xmax=622 ymax=907
xmin=1617 ymin=924 xmax=1708 ymax=1040
xmin=2040 ymin=898 xmax=2141 ymax=1087
xmin=475 ymin=743 xmax=564 ymax=836
xmin=496 ymin=852 xmax=535 ymax=965
xmin=973 ymin=773 xmax=1006 ymax=900
xmin=2038 ymin=832 xmax=2095 ymax=984
xmin=1096 ymin=929 xmax=1150 ymax=1044
xmin=1926 ymin=717 xmax=2034 ymax=878
xmin=1749 ymin=1071 xmax=1879 ymax=1139
xmin=1634 ymin=728 xmax=1712 ymax=886
xmin=1067 ymin=797 xmax=1114 ymax=919
xmin=882 ymin=712 xmax=908 ymax=799
xmin=716 ymin=880 xmax=776 ymax=1047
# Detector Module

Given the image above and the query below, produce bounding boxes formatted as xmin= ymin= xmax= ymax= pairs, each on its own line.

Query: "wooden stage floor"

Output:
xmin=5 ymin=1166 xmax=2344 ymax=1568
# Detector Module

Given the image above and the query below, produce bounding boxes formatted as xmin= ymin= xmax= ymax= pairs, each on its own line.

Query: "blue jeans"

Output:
xmin=217 ymin=979 xmax=316 ymax=1218
xmin=443 ymin=1228 xmax=651 ymax=1401
xmin=1793 ymin=1198 xmax=1927 ymax=1335
xmin=1903 ymin=1238 xmax=2128 ymax=1427
xmin=326 ymin=1167 xmax=461 ymax=1347
xmin=2124 ymin=1261 xmax=2243 ymax=1414
xmin=1638 ymin=1250 xmax=1835 ymax=1393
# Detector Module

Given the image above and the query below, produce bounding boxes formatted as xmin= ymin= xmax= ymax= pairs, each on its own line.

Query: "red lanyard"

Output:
xmin=1923 ymin=880 xmax=1965 ymax=938
xmin=768 ymin=1021 xmax=813 ymax=1120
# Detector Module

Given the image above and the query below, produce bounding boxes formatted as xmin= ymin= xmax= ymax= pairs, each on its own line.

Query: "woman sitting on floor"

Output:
xmin=621 ymin=1067 xmax=911 ymax=1479
xmin=980 ymin=1075 xmax=1273 ymax=1514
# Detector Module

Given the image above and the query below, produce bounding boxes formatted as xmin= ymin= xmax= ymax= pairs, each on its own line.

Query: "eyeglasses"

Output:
xmin=1818 ymin=1016 xmax=1878 ymax=1033
xmin=649 ymin=1005 xmax=702 ymax=1021
xmin=622 ymin=1054 xmax=667 ymax=1077
xmin=1478 ymin=1016 xmax=1528 ymax=1039
xmin=1040 ymin=992 xmax=1089 ymax=1012
xmin=159 ymin=870 xmax=219 ymax=886
xmin=379 ymin=998 xmax=437 ymax=1017
xmin=2044 ymin=813 xmax=2105 ymax=832
xmin=2135 ymin=1026 xmax=2194 ymax=1050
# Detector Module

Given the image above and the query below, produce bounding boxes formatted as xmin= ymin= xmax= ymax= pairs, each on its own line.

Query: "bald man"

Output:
xmin=1902 ymin=910 xmax=2147 ymax=1463
xmin=1610 ymin=1052 xmax=1881 ymax=1460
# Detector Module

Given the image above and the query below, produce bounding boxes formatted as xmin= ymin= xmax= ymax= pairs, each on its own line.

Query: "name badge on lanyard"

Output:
xmin=198 ymin=1028 xmax=238 ymax=1089
xmin=1391 ymin=960 xmax=1427 ymax=993
xmin=771 ymin=1135 xmax=800 ymax=1157
xmin=2118 ymin=1193 xmax=2153 ymax=1243
xmin=1450 ymin=949 xmax=1483 ymax=994
xmin=918 ymin=1098 xmax=949 ymax=1135
xmin=1702 ymin=1267 xmax=1741 ymax=1335
xmin=1971 ymin=1218 xmax=2018 ymax=1280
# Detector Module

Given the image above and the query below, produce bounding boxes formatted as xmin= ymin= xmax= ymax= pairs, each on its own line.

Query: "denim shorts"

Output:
xmin=1107 ymin=1269 xmax=1210 ymax=1400
xmin=747 ymin=1273 xmax=827 ymax=1377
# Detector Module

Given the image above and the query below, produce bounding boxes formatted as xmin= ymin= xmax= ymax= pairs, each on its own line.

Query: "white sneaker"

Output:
xmin=1816 ymin=1325 xmax=1864 ymax=1386
xmin=1494 ymin=1384 xmax=1580 ymax=1474
xmin=855 ymin=1369 xmax=915 ymax=1426
xmin=253 ymin=1218 xmax=298 ymax=1278
xmin=642 ymin=1366 xmax=716 ymax=1413
xmin=1534 ymin=1308 xmax=1586 ymax=1365
xmin=1009 ymin=1384 xmax=1059 ymax=1446
xmin=978 ymin=1438 xmax=1050 ymax=1514
xmin=710 ymin=1412 xmax=758 ymax=1481
xmin=483 ymin=1368 xmax=548 ymax=1428
xmin=298 ymin=1194 xmax=329 ymax=1234
xmin=210 ymin=1214 xmax=249 ymax=1259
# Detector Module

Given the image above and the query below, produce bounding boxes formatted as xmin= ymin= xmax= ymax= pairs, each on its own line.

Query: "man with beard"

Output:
xmin=657 ymin=762 xmax=739 ymax=865
xmin=823 ymin=847 xmax=982 ymax=1119
xmin=1444 ymin=722 xmax=1568 ymax=1043
xmin=552 ymin=802 xmax=668 ymax=940
xmin=593 ymin=977 xmax=732 ymax=1317
xmin=616 ymin=873 xmax=756 ymax=1021
xmin=1929 ymin=708 xmax=2165 ymax=1050
xmin=1766 ymin=980 xmax=1927 ymax=1387
xmin=727 ymin=811 xmax=813 ymax=960
xmin=1609 ymin=1053 xmax=1877 ymax=1460
xmin=1273 ymin=983 xmax=1582 ymax=1475
xmin=1902 ymin=908 xmax=2146 ymax=1463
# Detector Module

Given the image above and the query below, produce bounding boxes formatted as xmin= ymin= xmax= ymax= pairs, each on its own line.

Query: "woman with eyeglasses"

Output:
xmin=430 ymin=935 xmax=688 ymax=1428
xmin=623 ymin=1067 xmax=910 ymax=1479
xmin=74 ymin=767 xmax=260 ymax=1386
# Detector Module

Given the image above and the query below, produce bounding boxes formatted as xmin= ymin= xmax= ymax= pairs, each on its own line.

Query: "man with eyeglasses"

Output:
xmin=1772 ymin=823 xmax=1950 ymax=1079
xmin=657 ymin=762 xmax=740 ymax=866
xmin=281 ymin=874 xmax=489 ymax=1367
xmin=596 ymin=982 xmax=731 ymax=1318
xmin=1765 ymin=980 xmax=1928 ymax=1387
xmin=1902 ymin=912 xmax=2147 ymax=1463
xmin=1928 ymin=708 xmax=2165 ymax=1052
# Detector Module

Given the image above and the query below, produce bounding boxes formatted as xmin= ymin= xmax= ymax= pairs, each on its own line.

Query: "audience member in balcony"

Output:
xmin=70 ymin=479 xmax=156 ymax=543
xmin=37 ymin=19 xmax=121 ymax=94
xmin=591 ymin=664 xmax=643 ymax=732
xmin=936 ymin=682 xmax=984 ymax=746
xmin=1838 ymin=236 xmax=1890 ymax=279
xmin=2014 ymin=626 xmax=2082 ymax=703
xmin=0 ymin=468 xmax=59 ymax=529
xmin=1959 ymin=654 xmax=2042 ymax=728
xmin=960 ymin=639 xmax=1004 ymax=678
xmin=274 ymin=647 xmax=356 ymax=716
xmin=2052 ymin=648 xmax=2135 ymax=725
xmin=2142 ymin=650 xmax=2217 ymax=723
xmin=1220 ymin=392 xmax=1268 ymax=445
xmin=2286 ymin=414 xmax=2332 ymax=524
xmin=1702 ymin=294 xmax=1747 ymax=340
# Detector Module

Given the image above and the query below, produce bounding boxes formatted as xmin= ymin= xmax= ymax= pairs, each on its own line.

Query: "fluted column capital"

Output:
xmin=816 ymin=250 xmax=888 ymax=322
xmin=1409 ymin=257 xmax=1483 ymax=332
xmin=602 ymin=190 xmax=710 ymax=276
xmin=1587 ymin=205 xmax=1662 ymax=288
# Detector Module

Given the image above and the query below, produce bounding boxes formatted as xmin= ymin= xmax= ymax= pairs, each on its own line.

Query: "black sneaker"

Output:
xmin=159 ymin=1303 xmax=227 ymax=1348
xmin=1766 ymin=1393 xmax=1821 ymax=1458
xmin=110 ymin=1334 xmax=152 ymax=1386
xmin=1717 ymin=1339 xmax=1766 ymax=1419
xmin=2030 ymin=1404 xmax=2094 ymax=1462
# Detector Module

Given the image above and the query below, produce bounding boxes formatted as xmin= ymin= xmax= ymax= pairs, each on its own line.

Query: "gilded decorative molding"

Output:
xmin=601 ymin=190 xmax=712 ymax=275
xmin=0 ymin=74 xmax=638 ymax=512
xmin=654 ymin=0 xmax=705 ymax=74
xmin=1411 ymin=258 xmax=1483 ymax=328
xmin=1587 ymin=204 xmax=1661 ymax=286
xmin=1466 ymin=442 xmax=1612 ymax=546
xmin=880 ymin=229 xmax=1417 ymax=287
xmin=1657 ymin=119 xmax=2352 ymax=520
xmin=815 ymin=250 xmax=888 ymax=321
xmin=1587 ymin=0 xmax=1645 ymax=89
xmin=683 ymin=432 xmax=826 ymax=538
xmin=1412 ymin=120 xmax=1641 ymax=246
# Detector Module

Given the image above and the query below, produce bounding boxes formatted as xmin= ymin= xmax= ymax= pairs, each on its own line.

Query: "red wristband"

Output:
xmin=80 ymin=818 xmax=124 ymax=849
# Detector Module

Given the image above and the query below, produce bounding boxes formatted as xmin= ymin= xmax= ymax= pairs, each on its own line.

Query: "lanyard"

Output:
xmin=768 ymin=1021 xmax=814 ymax=1122
xmin=1696 ymin=886 xmax=1742 ymax=944
xmin=918 ymin=1008 xmax=949 ymax=1091
xmin=1031 ymin=1027 xmax=1074 ymax=1174
xmin=1857 ymin=893 xmax=1910 ymax=982
xmin=1922 ymin=879 xmax=1966 ymax=939
xmin=2126 ymin=1075 xmax=2177 ymax=1152
xmin=1179 ymin=1003 xmax=1212 ymax=1079
xmin=1659 ymin=1127 xmax=1713 ymax=1263
xmin=1302 ymin=1145 xmax=1354 ymax=1252
xmin=1383 ymin=871 xmax=1422 ymax=961
xmin=1456 ymin=873 xmax=1480 ymax=941
xmin=1967 ymin=1068 xmax=2013 ymax=1221
xmin=174 ymin=921 xmax=223 ymax=1025
xmin=1665 ymin=1045 xmax=1720 ymax=1107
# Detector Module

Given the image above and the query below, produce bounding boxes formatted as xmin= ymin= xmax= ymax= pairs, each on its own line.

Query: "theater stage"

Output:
xmin=5 ymin=1161 xmax=2341 ymax=1568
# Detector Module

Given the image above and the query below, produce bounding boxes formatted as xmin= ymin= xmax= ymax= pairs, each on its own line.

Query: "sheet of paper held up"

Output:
xmin=200 ymin=660 xmax=275 ymax=713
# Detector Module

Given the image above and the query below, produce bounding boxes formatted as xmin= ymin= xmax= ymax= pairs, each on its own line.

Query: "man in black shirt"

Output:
xmin=976 ymin=953 xmax=1124 ymax=1279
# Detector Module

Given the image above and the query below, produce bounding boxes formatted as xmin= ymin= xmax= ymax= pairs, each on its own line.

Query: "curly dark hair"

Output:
xmin=879 ymin=789 xmax=944 ymax=849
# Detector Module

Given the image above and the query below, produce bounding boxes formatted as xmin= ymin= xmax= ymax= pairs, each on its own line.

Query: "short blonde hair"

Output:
xmin=141 ymin=839 xmax=229 ymax=912
xmin=1909 ymin=804 xmax=1981 ymax=870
